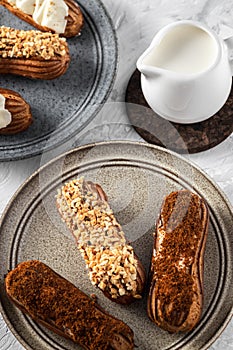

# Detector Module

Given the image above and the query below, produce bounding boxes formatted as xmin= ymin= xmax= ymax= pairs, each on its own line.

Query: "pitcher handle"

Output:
xmin=224 ymin=36 xmax=233 ymax=75
xmin=220 ymin=24 xmax=233 ymax=75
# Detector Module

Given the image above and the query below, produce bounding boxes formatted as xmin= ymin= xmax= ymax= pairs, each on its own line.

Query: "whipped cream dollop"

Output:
xmin=0 ymin=94 xmax=12 ymax=129
xmin=9 ymin=0 xmax=69 ymax=34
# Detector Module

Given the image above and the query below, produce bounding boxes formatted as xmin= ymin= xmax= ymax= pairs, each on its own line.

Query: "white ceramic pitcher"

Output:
xmin=137 ymin=20 xmax=233 ymax=124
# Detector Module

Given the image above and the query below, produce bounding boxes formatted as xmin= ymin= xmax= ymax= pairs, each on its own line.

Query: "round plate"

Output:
xmin=0 ymin=141 xmax=232 ymax=350
xmin=125 ymin=70 xmax=233 ymax=153
xmin=0 ymin=0 xmax=117 ymax=161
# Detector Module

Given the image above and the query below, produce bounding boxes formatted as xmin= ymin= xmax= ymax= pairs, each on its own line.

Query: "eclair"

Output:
xmin=0 ymin=26 xmax=70 ymax=80
xmin=0 ymin=0 xmax=84 ymax=37
xmin=0 ymin=88 xmax=32 ymax=134
xmin=5 ymin=260 xmax=134 ymax=350
xmin=56 ymin=177 xmax=146 ymax=305
xmin=147 ymin=190 xmax=209 ymax=332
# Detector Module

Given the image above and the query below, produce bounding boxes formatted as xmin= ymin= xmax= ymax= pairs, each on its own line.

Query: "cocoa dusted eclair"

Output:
xmin=0 ymin=0 xmax=84 ymax=38
xmin=147 ymin=190 xmax=209 ymax=333
xmin=0 ymin=26 xmax=70 ymax=80
xmin=0 ymin=88 xmax=32 ymax=134
xmin=56 ymin=177 xmax=146 ymax=304
xmin=5 ymin=260 xmax=134 ymax=350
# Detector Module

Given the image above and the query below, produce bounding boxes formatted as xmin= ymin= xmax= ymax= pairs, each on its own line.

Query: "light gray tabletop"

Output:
xmin=0 ymin=0 xmax=233 ymax=349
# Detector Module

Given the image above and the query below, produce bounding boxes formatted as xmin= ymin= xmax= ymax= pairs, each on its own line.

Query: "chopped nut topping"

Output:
xmin=56 ymin=177 xmax=140 ymax=300
xmin=0 ymin=26 xmax=67 ymax=60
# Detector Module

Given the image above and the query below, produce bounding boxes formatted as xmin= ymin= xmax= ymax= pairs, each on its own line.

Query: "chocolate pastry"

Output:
xmin=56 ymin=177 xmax=146 ymax=304
xmin=5 ymin=260 xmax=134 ymax=350
xmin=0 ymin=26 xmax=70 ymax=80
xmin=147 ymin=190 xmax=209 ymax=332
xmin=0 ymin=88 xmax=32 ymax=134
xmin=0 ymin=0 xmax=84 ymax=38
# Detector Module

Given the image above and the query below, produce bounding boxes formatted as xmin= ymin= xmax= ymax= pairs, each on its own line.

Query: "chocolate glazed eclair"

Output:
xmin=147 ymin=190 xmax=209 ymax=332
xmin=5 ymin=260 xmax=134 ymax=350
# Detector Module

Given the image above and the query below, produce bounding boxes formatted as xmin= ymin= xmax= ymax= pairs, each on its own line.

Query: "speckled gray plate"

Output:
xmin=0 ymin=141 xmax=232 ymax=350
xmin=0 ymin=0 xmax=117 ymax=161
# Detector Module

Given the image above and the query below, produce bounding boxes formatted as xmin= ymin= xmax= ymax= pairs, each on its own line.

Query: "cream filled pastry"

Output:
xmin=147 ymin=190 xmax=209 ymax=333
xmin=0 ymin=88 xmax=32 ymax=135
xmin=1 ymin=0 xmax=83 ymax=37
xmin=8 ymin=0 xmax=68 ymax=34
xmin=0 ymin=94 xmax=12 ymax=129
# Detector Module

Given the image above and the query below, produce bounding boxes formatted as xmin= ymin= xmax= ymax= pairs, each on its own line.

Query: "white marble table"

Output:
xmin=1 ymin=0 xmax=233 ymax=349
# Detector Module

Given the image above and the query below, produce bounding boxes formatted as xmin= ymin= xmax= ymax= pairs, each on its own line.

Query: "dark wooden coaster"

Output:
xmin=125 ymin=70 xmax=233 ymax=153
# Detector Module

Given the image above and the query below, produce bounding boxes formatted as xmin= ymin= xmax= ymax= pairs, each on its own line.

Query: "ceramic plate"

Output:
xmin=0 ymin=141 xmax=232 ymax=350
xmin=0 ymin=0 xmax=117 ymax=161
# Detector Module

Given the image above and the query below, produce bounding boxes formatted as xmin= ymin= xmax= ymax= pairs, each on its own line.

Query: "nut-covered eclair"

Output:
xmin=56 ymin=177 xmax=146 ymax=305
xmin=0 ymin=26 xmax=70 ymax=80
xmin=0 ymin=88 xmax=32 ymax=134
xmin=0 ymin=0 xmax=84 ymax=37
xmin=5 ymin=260 xmax=134 ymax=350
xmin=147 ymin=190 xmax=209 ymax=333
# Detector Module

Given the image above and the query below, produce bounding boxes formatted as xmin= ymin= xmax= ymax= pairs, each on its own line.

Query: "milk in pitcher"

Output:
xmin=143 ymin=25 xmax=218 ymax=74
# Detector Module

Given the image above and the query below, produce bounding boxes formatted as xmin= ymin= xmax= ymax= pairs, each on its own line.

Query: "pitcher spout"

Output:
xmin=136 ymin=42 xmax=164 ymax=78
xmin=137 ymin=64 xmax=161 ymax=78
xmin=137 ymin=54 xmax=161 ymax=78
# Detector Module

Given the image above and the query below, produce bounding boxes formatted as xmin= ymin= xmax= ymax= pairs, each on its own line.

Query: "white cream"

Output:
xmin=155 ymin=227 xmax=166 ymax=254
xmin=176 ymin=257 xmax=186 ymax=270
xmin=15 ymin=0 xmax=35 ymax=15
xmin=8 ymin=0 xmax=68 ymax=34
xmin=37 ymin=0 xmax=68 ymax=34
xmin=0 ymin=95 xmax=12 ymax=129
xmin=33 ymin=0 xmax=47 ymax=22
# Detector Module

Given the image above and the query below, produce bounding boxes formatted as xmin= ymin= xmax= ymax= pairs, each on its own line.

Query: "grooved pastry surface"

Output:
xmin=148 ymin=190 xmax=209 ymax=333
xmin=5 ymin=260 xmax=134 ymax=350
